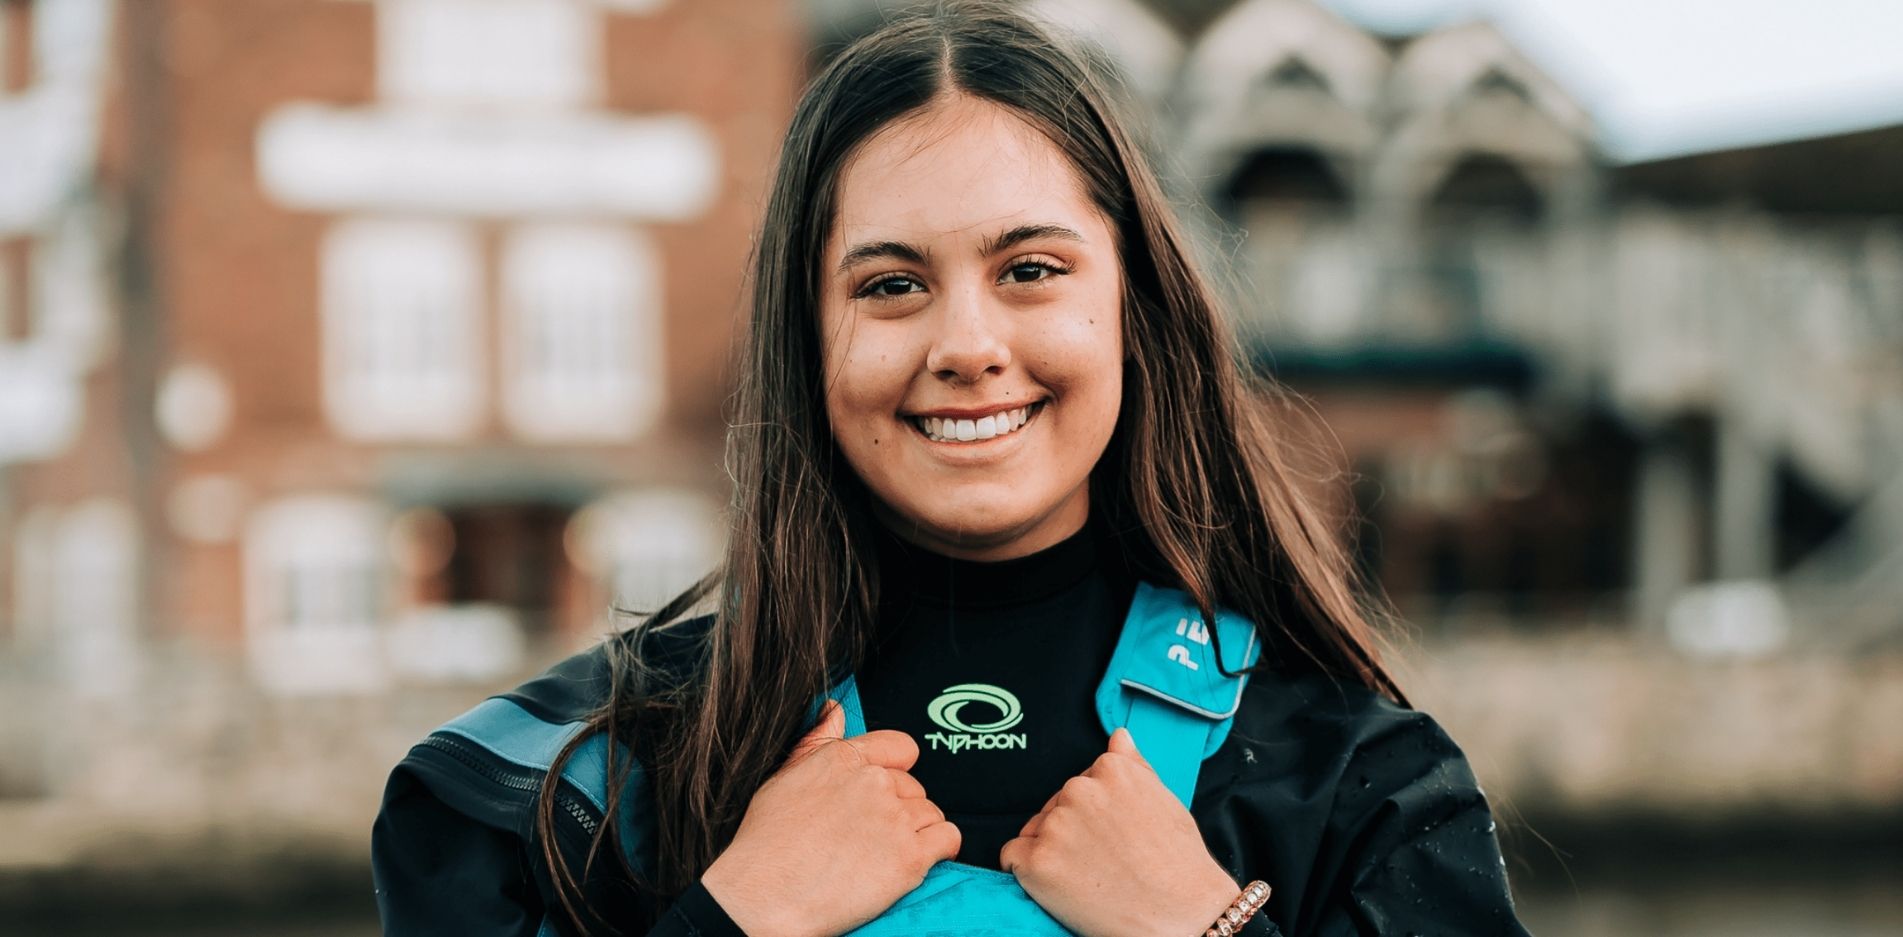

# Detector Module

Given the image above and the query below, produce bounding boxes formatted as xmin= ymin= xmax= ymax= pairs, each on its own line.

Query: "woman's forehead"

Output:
xmin=827 ymin=95 xmax=1106 ymax=258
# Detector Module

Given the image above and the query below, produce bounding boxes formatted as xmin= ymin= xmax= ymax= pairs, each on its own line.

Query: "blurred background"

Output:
xmin=1 ymin=0 xmax=1899 ymax=934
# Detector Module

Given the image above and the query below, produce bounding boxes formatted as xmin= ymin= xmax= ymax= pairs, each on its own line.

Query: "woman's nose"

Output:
xmin=925 ymin=281 xmax=1011 ymax=384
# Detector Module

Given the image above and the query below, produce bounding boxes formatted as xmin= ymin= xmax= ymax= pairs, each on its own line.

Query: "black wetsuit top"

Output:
xmin=372 ymin=517 xmax=1532 ymax=936
xmin=854 ymin=513 xmax=1135 ymax=873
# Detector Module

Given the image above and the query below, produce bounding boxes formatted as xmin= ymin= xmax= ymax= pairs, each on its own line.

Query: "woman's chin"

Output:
xmin=880 ymin=501 xmax=1083 ymax=561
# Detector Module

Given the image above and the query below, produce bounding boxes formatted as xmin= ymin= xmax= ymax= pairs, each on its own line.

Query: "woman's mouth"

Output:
xmin=908 ymin=401 xmax=1046 ymax=443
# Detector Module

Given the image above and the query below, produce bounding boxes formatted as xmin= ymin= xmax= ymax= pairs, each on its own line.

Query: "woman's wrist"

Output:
xmin=701 ymin=857 xmax=802 ymax=937
xmin=1165 ymin=865 xmax=1262 ymax=937
xmin=1200 ymin=879 xmax=1271 ymax=936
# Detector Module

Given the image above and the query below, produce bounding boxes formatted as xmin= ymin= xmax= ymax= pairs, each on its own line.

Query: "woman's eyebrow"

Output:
xmin=837 ymin=239 xmax=929 ymax=273
xmin=981 ymin=223 xmax=1085 ymax=256
xmin=835 ymin=223 xmax=1086 ymax=275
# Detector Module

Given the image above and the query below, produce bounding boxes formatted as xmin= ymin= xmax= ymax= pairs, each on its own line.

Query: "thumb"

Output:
xmin=788 ymin=698 xmax=845 ymax=764
xmin=809 ymin=697 xmax=846 ymax=741
xmin=1108 ymin=726 xmax=1143 ymax=760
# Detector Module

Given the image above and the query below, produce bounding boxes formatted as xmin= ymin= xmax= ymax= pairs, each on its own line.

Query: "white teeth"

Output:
xmin=912 ymin=402 xmax=1041 ymax=442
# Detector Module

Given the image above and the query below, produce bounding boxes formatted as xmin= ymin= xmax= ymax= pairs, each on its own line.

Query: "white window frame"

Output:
xmin=499 ymin=223 xmax=663 ymax=442
xmin=321 ymin=217 xmax=484 ymax=441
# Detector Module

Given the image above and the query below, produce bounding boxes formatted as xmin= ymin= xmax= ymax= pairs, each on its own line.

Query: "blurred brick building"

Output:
xmin=0 ymin=0 xmax=801 ymax=709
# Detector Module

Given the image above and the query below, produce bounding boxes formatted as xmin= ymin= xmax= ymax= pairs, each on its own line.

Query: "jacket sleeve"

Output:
xmin=1291 ymin=709 xmax=1532 ymax=937
xmin=372 ymin=760 xmax=750 ymax=937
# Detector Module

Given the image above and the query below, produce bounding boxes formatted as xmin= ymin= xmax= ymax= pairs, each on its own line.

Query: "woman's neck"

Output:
xmin=867 ymin=484 xmax=1091 ymax=562
xmin=871 ymin=509 xmax=1101 ymax=610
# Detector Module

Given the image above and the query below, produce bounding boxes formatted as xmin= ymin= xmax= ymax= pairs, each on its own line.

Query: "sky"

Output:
xmin=1317 ymin=0 xmax=1903 ymax=162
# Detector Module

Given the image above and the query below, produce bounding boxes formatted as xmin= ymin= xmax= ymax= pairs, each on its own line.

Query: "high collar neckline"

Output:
xmin=871 ymin=514 xmax=1101 ymax=609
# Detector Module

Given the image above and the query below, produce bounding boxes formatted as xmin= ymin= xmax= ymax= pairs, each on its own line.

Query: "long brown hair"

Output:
xmin=535 ymin=3 xmax=1407 ymax=933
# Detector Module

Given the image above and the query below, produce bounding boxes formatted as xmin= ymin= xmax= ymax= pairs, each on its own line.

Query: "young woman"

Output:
xmin=372 ymin=5 xmax=1532 ymax=936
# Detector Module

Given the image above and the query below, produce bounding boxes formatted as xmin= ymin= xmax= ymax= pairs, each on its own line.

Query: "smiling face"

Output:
xmin=818 ymin=93 xmax=1125 ymax=562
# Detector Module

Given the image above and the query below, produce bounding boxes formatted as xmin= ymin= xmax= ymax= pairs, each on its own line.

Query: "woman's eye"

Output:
xmin=1004 ymin=261 xmax=1067 ymax=284
xmin=858 ymin=274 xmax=924 ymax=298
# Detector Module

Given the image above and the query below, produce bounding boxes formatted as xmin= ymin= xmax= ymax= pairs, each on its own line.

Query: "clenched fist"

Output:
xmin=702 ymin=700 xmax=961 ymax=937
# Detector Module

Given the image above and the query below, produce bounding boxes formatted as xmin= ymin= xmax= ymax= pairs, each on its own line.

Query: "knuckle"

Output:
xmin=1017 ymin=836 xmax=1047 ymax=871
xmin=895 ymin=731 xmax=920 ymax=760
xmin=857 ymin=761 xmax=891 ymax=789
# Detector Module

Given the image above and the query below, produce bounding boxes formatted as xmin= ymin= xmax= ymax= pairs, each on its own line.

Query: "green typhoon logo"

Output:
xmin=924 ymin=683 xmax=1029 ymax=754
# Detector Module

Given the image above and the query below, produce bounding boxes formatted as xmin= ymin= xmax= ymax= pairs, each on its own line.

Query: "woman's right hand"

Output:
xmin=700 ymin=698 xmax=959 ymax=937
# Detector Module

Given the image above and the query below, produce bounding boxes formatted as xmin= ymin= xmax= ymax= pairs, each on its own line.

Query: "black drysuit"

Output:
xmin=372 ymin=519 xmax=1532 ymax=936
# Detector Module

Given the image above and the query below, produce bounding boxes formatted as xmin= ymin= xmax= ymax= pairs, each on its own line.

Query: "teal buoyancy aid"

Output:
xmin=427 ymin=580 xmax=1261 ymax=936
xmin=822 ymin=581 xmax=1262 ymax=936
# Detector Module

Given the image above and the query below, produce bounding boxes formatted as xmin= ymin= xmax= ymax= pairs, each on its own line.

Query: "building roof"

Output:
xmin=1614 ymin=121 xmax=1903 ymax=216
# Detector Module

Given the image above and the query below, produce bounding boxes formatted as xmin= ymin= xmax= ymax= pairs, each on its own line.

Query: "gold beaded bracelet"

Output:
xmin=1203 ymin=880 xmax=1271 ymax=937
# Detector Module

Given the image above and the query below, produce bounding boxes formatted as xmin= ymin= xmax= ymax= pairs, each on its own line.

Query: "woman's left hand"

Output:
xmin=998 ymin=727 xmax=1247 ymax=937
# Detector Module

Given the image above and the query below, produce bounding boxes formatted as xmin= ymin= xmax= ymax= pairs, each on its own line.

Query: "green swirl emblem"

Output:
xmin=926 ymin=683 xmax=1024 ymax=734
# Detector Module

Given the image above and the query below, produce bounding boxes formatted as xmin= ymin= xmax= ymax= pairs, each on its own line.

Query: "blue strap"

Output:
xmin=1094 ymin=582 xmax=1261 ymax=808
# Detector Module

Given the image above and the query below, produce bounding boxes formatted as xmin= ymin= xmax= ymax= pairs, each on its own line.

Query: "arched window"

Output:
xmin=1419 ymin=153 xmax=1549 ymax=342
xmin=1226 ymin=147 xmax=1350 ymax=207
xmin=1226 ymin=147 xmax=1362 ymax=345
xmin=1428 ymin=152 xmax=1545 ymax=224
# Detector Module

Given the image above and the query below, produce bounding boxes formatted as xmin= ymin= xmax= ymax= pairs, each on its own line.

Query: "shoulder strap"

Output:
xmin=1094 ymin=581 xmax=1261 ymax=808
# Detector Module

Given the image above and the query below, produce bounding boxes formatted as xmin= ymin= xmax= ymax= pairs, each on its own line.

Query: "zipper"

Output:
xmin=416 ymin=733 xmax=604 ymax=838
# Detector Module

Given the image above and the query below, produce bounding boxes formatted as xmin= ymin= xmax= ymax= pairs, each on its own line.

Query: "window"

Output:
xmin=378 ymin=0 xmax=599 ymax=111
xmin=566 ymin=489 xmax=722 ymax=622
xmin=321 ymin=218 xmax=484 ymax=440
xmin=500 ymin=223 xmax=663 ymax=441
xmin=243 ymin=494 xmax=391 ymax=694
